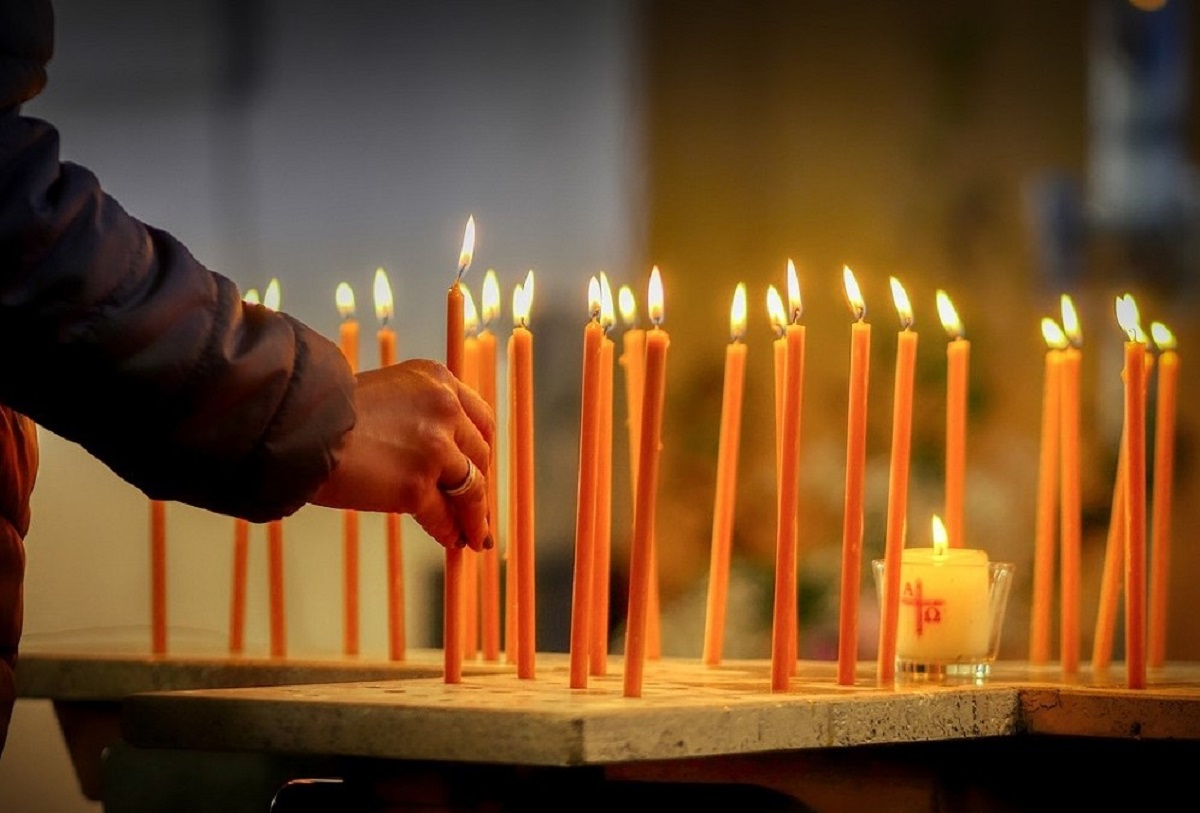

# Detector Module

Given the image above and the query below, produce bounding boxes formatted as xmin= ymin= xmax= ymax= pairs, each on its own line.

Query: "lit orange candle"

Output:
xmin=461 ymin=283 xmax=481 ymax=662
xmin=374 ymin=268 xmax=406 ymax=661
xmin=1030 ymin=317 xmax=1066 ymax=665
xmin=150 ymin=499 xmax=167 ymax=655
xmin=1116 ymin=294 xmax=1147 ymax=689
xmin=334 ymin=281 xmax=361 ymax=658
xmin=590 ymin=273 xmax=616 ymax=676
xmin=1059 ymin=294 xmax=1083 ymax=674
xmin=478 ymin=269 xmax=502 ymax=662
xmin=877 ymin=277 xmax=917 ymax=685
xmin=443 ymin=215 xmax=475 ymax=684
xmin=618 ymin=286 xmax=660 ymax=659
xmin=262 ymin=278 xmax=286 ymax=659
xmin=230 ymin=287 xmax=261 ymax=657
xmin=1148 ymin=322 xmax=1177 ymax=668
xmin=512 ymin=270 xmax=537 ymax=679
xmin=570 ymin=276 xmax=604 ymax=689
xmin=772 ymin=266 xmax=805 ymax=691
xmin=702 ymin=282 xmax=747 ymax=667
xmin=505 ymin=316 xmax=519 ymax=666
xmin=837 ymin=265 xmax=870 ymax=687
xmin=936 ymin=289 xmax=969 ymax=549
xmin=624 ymin=266 xmax=669 ymax=698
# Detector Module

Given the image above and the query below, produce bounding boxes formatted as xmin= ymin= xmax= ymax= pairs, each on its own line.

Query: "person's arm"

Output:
xmin=0 ymin=110 xmax=355 ymax=522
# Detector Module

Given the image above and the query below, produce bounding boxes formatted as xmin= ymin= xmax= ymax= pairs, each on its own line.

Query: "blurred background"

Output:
xmin=2 ymin=0 xmax=1198 ymax=809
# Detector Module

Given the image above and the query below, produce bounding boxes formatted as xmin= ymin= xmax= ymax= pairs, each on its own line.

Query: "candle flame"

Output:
xmin=1041 ymin=317 xmax=1068 ymax=350
xmin=730 ymin=282 xmax=747 ymax=342
xmin=461 ymin=282 xmax=479 ymax=336
xmin=766 ymin=285 xmax=786 ymax=338
xmin=242 ymin=288 xmax=260 ymax=305
xmin=618 ymin=284 xmax=638 ymax=327
xmin=647 ymin=265 xmax=664 ymax=326
xmin=513 ymin=270 xmax=534 ymax=328
xmin=1060 ymin=294 xmax=1082 ymax=347
xmin=842 ymin=265 xmax=866 ymax=321
xmin=786 ymin=259 xmax=802 ymax=323
xmin=931 ymin=514 xmax=948 ymax=556
xmin=599 ymin=272 xmax=615 ymax=330
xmin=373 ymin=267 xmax=394 ymax=324
xmin=457 ymin=215 xmax=476 ymax=280
xmin=1115 ymin=293 xmax=1141 ymax=342
xmin=263 ymin=278 xmax=281 ymax=311
xmin=936 ymin=289 xmax=962 ymax=339
xmin=1151 ymin=321 xmax=1176 ymax=351
xmin=889 ymin=276 xmax=913 ymax=329
xmin=335 ymin=281 xmax=355 ymax=320
xmin=481 ymin=269 xmax=501 ymax=327
xmin=588 ymin=275 xmax=602 ymax=321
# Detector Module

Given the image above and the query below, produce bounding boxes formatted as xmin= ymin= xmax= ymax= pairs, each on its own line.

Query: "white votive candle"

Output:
xmin=896 ymin=516 xmax=990 ymax=663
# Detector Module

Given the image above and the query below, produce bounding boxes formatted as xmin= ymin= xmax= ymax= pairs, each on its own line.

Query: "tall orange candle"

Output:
xmin=478 ymin=269 xmax=502 ymax=662
xmin=230 ymin=517 xmax=249 ymax=655
xmin=1116 ymin=294 xmax=1147 ymax=689
xmin=617 ymin=286 xmax=660 ymax=658
xmin=624 ymin=266 xmax=669 ymax=698
xmin=771 ymin=267 xmax=805 ymax=691
xmin=150 ymin=499 xmax=167 ymax=655
xmin=1030 ymin=318 xmax=1066 ymax=665
xmin=374 ymin=267 xmax=406 ymax=661
xmin=569 ymin=276 xmax=604 ymax=689
xmin=443 ymin=215 xmax=474 ymax=684
xmin=262 ymin=278 xmax=286 ymax=659
xmin=937 ymin=290 xmax=969 ymax=549
xmin=877 ymin=277 xmax=917 ymax=685
xmin=837 ymin=265 xmax=870 ymax=687
xmin=512 ymin=270 xmax=537 ymax=679
xmin=230 ymin=287 xmax=260 ymax=656
xmin=1092 ymin=411 xmax=1127 ymax=672
xmin=461 ymin=284 xmax=482 ymax=662
xmin=702 ymin=282 xmax=748 ymax=667
xmin=1059 ymin=294 xmax=1083 ymax=674
xmin=335 ymin=281 xmax=361 ymax=658
xmin=766 ymin=283 xmax=791 ymax=670
xmin=505 ymin=326 xmax=519 ymax=666
xmin=590 ymin=274 xmax=616 ymax=676
xmin=1148 ymin=322 xmax=1178 ymax=668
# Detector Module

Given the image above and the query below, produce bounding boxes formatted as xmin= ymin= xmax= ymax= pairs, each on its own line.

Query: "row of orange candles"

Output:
xmin=1029 ymin=293 xmax=1178 ymax=689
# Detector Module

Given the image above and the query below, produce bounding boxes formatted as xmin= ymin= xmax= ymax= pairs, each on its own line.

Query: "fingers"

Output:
xmin=431 ymin=369 xmax=494 ymax=552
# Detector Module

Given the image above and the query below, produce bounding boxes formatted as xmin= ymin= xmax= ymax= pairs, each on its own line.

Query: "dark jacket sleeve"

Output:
xmin=0 ymin=109 xmax=356 ymax=522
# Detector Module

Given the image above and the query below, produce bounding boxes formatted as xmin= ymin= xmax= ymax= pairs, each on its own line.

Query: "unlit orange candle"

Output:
xmin=335 ymin=281 xmax=361 ymax=658
xmin=569 ymin=277 xmax=604 ymax=689
xmin=1092 ymin=419 xmax=1127 ymax=672
xmin=702 ymin=282 xmax=748 ymax=667
xmin=936 ymin=290 xmax=968 ymax=549
xmin=590 ymin=274 xmax=616 ymax=676
xmin=150 ymin=499 xmax=167 ymax=655
xmin=479 ymin=269 xmax=502 ymax=662
xmin=462 ymin=284 xmax=482 ymax=662
xmin=772 ymin=270 xmax=805 ymax=692
xmin=1148 ymin=322 xmax=1178 ymax=668
xmin=877 ymin=277 xmax=917 ymax=686
xmin=1117 ymin=294 xmax=1147 ymax=689
xmin=1030 ymin=318 xmax=1066 ymax=665
xmin=374 ymin=267 xmax=406 ymax=661
xmin=513 ymin=270 xmax=537 ymax=679
xmin=268 ymin=518 xmax=285 ymax=658
xmin=624 ymin=267 xmax=669 ymax=698
xmin=1059 ymin=294 xmax=1083 ymax=675
xmin=229 ymin=517 xmax=249 ymax=655
xmin=837 ymin=266 xmax=870 ymax=687
xmin=443 ymin=215 xmax=474 ymax=684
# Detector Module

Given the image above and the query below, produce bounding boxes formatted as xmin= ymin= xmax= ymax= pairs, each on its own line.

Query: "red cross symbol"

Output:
xmin=900 ymin=578 xmax=945 ymax=637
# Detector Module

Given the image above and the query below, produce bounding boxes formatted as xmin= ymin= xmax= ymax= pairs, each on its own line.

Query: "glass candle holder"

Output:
xmin=872 ymin=556 xmax=1014 ymax=683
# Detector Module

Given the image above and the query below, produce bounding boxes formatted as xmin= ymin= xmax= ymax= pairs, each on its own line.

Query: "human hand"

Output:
xmin=310 ymin=359 xmax=494 ymax=551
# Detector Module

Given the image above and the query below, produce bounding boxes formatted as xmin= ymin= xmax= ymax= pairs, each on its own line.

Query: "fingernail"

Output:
xmin=483 ymin=534 xmax=494 ymax=550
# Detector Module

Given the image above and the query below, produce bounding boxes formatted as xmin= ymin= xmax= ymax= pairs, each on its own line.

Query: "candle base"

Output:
xmin=895 ymin=660 xmax=992 ymax=685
